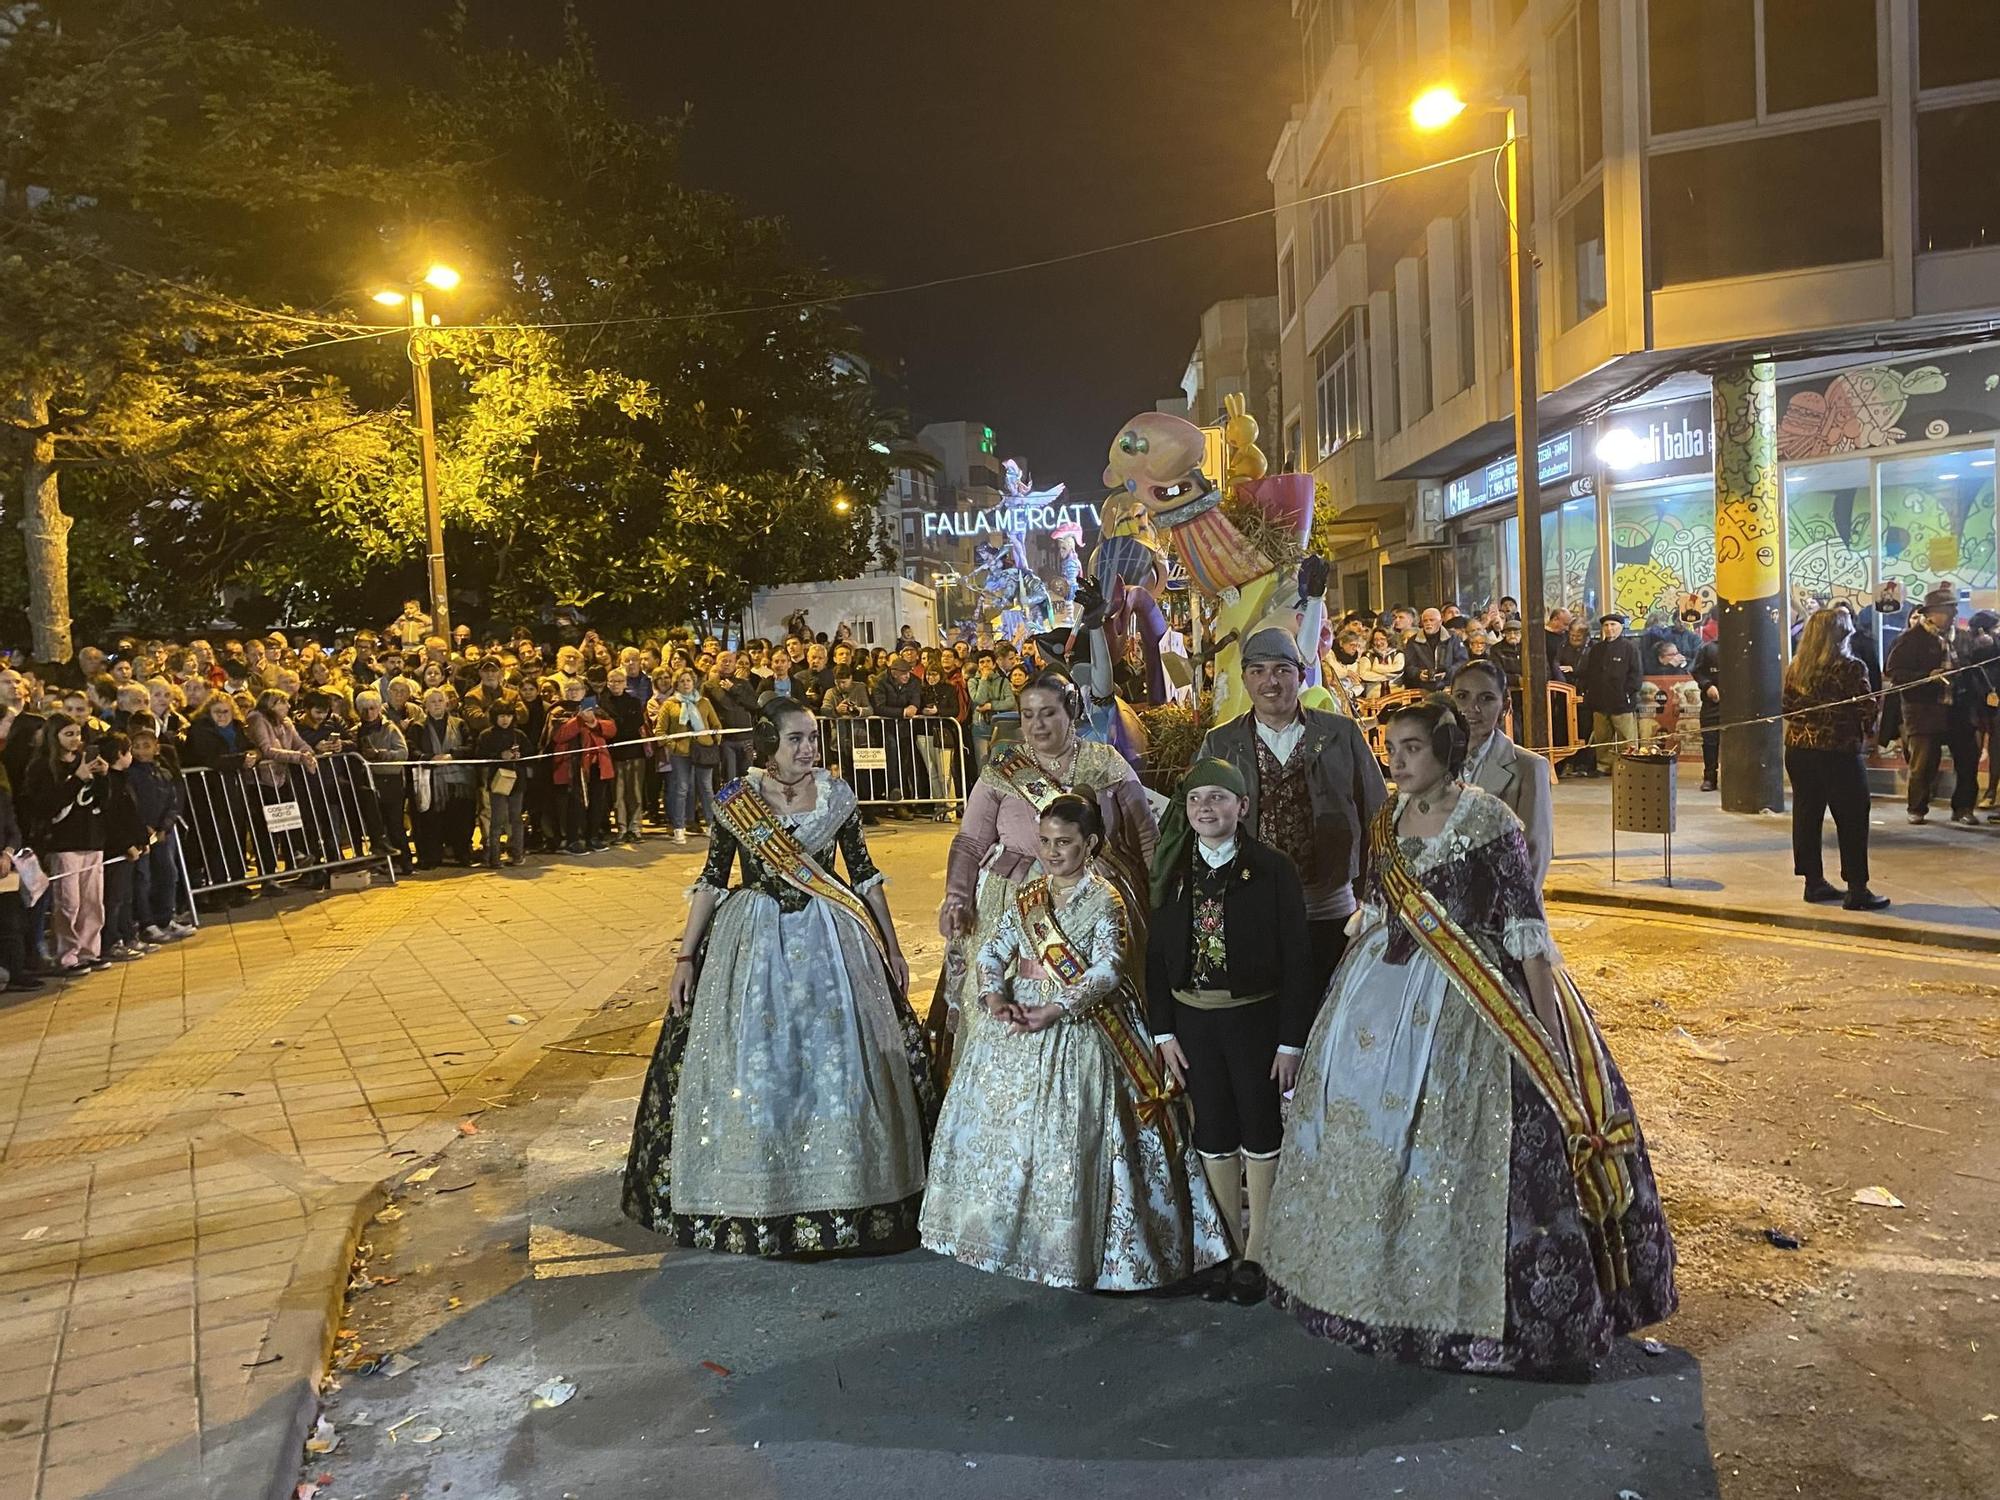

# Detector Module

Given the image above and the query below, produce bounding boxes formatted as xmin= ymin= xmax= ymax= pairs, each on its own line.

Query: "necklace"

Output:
xmin=1026 ymin=738 xmax=1078 ymax=783
xmin=765 ymin=767 xmax=813 ymax=794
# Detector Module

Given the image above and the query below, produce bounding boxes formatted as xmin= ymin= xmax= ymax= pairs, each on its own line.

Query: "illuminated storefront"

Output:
xmin=1442 ymin=427 xmax=1600 ymax=621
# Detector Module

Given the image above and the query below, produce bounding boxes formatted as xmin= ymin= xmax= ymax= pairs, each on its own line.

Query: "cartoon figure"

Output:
xmin=968 ymin=530 xmax=1053 ymax=636
xmin=1223 ymin=392 xmax=1267 ymax=486
xmin=1102 ymin=409 xmax=1320 ymax=723
xmin=1777 ymin=364 xmax=1949 ymax=459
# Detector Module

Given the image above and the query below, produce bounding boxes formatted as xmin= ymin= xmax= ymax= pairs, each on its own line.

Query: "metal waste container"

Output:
xmin=1611 ymin=747 xmax=1677 ymax=882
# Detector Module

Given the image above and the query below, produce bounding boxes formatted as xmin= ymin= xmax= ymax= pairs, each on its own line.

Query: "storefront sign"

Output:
xmin=1597 ymin=395 xmax=1714 ymax=484
xmin=1444 ymin=430 xmax=1578 ymax=519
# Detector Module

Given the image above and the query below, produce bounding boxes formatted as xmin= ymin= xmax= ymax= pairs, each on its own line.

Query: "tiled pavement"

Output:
xmin=0 ymin=847 xmax=688 ymax=1500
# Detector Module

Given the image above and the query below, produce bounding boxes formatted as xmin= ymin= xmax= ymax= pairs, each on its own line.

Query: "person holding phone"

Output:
xmin=22 ymin=718 xmax=110 ymax=974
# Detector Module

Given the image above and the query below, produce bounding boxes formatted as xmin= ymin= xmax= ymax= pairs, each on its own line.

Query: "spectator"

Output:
xmin=97 ymin=733 xmax=153 ymax=960
xmin=707 ymin=653 xmax=759 ymax=785
xmin=409 ymin=687 xmax=476 ymax=867
xmin=1690 ymin=636 xmax=1723 ymax=792
xmin=660 ymin=668 xmax=722 ymax=845
xmin=0 ymin=768 xmax=36 ymax=991
xmin=1965 ymin=610 xmax=2000 ymax=818
xmin=1578 ymin=613 xmax=1643 ymax=767
xmin=473 ymin=699 xmax=530 ymax=866
xmin=873 ymin=651 xmax=925 ymax=819
xmin=1322 ymin=619 xmax=1368 ymax=711
xmin=1783 ymin=607 xmax=1886 ymax=910
xmin=1544 ymin=608 xmax=1573 ymax=683
xmin=602 ymin=667 xmax=649 ymax=845
xmin=1401 ymin=607 xmax=1466 ymax=690
xmin=548 ymin=683 xmax=613 ymax=853
xmin=352 ymin=690 xmax=412 ymax=866
xmin=22 ymin=716 xmax=109 ymax=975
xmin=246 ymin=690 xmax=324 ymax=882
xmin=918 ymin=650 xmax=965 ymax=819
xmin=1854 ymin=580 xmax=1908 ymax=690
xmin=125 ymin=726 xmax=193 ymax=943
xmin=1358 ymin=628 xmax=1404 ymax=700
xmin=1886 ymin=587 xmax=1966 ymax=826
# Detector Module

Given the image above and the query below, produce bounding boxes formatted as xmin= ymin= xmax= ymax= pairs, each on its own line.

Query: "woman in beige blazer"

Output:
xmin=1449 ymin=660 xmax=1553 ymax=887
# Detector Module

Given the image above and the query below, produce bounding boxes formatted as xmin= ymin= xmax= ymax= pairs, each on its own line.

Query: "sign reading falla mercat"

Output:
xmin=921 ymin=500 xmax=1103 ymax=539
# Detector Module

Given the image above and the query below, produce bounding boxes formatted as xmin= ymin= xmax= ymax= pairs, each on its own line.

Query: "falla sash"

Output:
xmin=1371 ymin=801 xmax=1638 ymax=1294
xmin=981 ymin=743 xmax=1072 ymax=812
xmin=1014 ymin=876 xmax=1181 ymax=1152
xmin=713 ymin=778 xmax=891 ymax=968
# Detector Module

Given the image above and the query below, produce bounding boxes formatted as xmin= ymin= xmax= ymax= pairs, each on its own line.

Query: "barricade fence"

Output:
xmin=816 ymin=715 xmax=969 ymax=811
xmin=179 ymin=751 xmax=398 ymax=906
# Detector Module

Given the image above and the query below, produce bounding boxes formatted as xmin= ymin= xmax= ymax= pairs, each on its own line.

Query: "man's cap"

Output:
xmin=1600 ymin=612 xmax=1628 ymax=626
xmin=1241 ymin=625 xmax=1304 ymax=668
xmin=1922 ymin=587 xmax=1958 ymax=612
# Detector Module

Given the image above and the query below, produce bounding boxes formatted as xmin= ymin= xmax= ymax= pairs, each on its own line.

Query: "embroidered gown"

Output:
xmin=1263 ymin=787 xmax=1677 ymax=1374
xmin=931 ymin=739 xmax=1156 ymax=1071
xmin=621 ymin=770 xmax=940 ymax=1256
xmin=919 ymin=869 xmax=1231 ymax=1290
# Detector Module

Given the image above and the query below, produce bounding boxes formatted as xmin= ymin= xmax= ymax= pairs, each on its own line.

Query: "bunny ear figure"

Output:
xmin=1223 ymin=393 xmax=1268 ymax=486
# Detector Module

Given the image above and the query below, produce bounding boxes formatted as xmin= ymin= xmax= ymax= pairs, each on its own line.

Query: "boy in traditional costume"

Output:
xmin=1146 ymin=758 xmax=1315 ymax=1306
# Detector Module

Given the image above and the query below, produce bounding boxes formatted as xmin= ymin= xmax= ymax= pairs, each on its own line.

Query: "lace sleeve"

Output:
xmin=836 ymin=810 xmax=884 ymax=894
xmin=1059 ymin=890 xmax=1130 ymax=1022
xmin=1487 ymin=814 xmax=1560 ymax=965
xmin=975 ymin=902 xmax=1020 ymax=995
xmin=696 ymin=819 xmax=738 ymax=894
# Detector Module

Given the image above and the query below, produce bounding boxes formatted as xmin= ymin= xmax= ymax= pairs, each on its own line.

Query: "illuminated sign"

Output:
xmin=1444 ymin=430 xmax=1578 ymax=518
xmin=921 ymin=501 xmax=1102 ymax=540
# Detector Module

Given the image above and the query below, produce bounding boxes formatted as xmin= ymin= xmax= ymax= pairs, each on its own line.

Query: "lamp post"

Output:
xmin=373 ymin=264 xmax=461 ymax=639
xmin=1411 ymin=88 xmax=1545 ymax=750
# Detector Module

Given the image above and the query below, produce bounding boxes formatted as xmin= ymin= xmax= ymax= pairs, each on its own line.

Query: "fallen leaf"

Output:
xmin=1850 ymin=1185 xmax=1905 ymax=1209
xmin=456 ymin=1354 xmax=492 ymax=1373
xmin=304 ymin=1416 xmax=339 ymax=1455
xmin=458 ymin=1120 xmax=479 ymax=1136
xmin=407 ymin=1166 xmax=439 ymax=1184
xmin=530 ymin=1377 xmax=577 ymax=1409
xmin=446 ymin=1296 xmax=463 ymax=1310
xmin=700 ymin=1360 xmax=732 ymax=1377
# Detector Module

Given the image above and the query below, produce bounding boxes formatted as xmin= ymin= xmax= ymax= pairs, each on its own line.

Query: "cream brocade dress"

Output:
xmin=919 ymin=870 xmax=1231 ymax=1290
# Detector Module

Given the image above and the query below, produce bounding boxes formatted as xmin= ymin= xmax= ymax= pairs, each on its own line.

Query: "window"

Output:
xmin=1279 ymin=245 xmax=1298 ymax=327
xmin=1553 ymin=1 xmax=1603 ymax=198
xmin=1649 ymin=0 xmax=1755 ymax=134
xmin=1559 ymin=186 xmax=1607 ymax=328
xmin=1413 ymin=248 xmax=1434 ymax=418
xmin=1302 ymin=0 xmax=1348 ymax=89
xmin=1284 ymin=416 xmax=1303 ymax=473
xmin=1306 ymin=114 xmax=1360 ymax=288
xmin=1309 ymin=193 xmax=1337 ymax=286
xmin=1919 ymin=100 xmax=2000 ymax=251
xmin=1765 ymin=0 xmax=1878 ymax=114
xmin=1650 ymin=122 xmax=1883 ymax=285
xmin=1313 ymin=310 xmax=1368 ymax=458
xmin=1383 ymin=287 xmax=1403 ymax=434
xmin=1330 ymin=113 xmax=1362 ymax=244
xmin=1453 ymin=210 xmax=1477 ymax=393
xmin=1919 ymin=0 xmax=2000 ymax=90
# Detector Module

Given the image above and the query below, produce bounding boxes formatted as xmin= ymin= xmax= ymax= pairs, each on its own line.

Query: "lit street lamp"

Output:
xmin=1412 ymin=87 xmax=1545 ymax=750
xmin=373 ymin=264 xmax=462 ymax=638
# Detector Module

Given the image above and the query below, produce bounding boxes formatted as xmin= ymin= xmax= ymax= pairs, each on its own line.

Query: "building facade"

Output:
xmin=1269 ymin=0 xmax=2000 ymax=628
xmin=1180 ymin=296 xmax=1285 ymax=457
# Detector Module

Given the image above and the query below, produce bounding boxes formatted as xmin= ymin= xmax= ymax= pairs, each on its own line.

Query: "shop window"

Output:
xmin=1553 ymin=1 xmax=1603 ymax=199
xmin=1917 ymin=100 xmax=2000 ymax=252
xmin=1918 ymin=0 xmax=2000 ymax=91
xmin=1784 ymin=457 xmax=1873 ymax=612
xmin=1313 ymin=309 xmax=1368 ymax=458
xmin=1455 ymin=532 xmax=1502 ymax=615
xmin=1878 ymin=448 xmax=1999 ymax=613
xmin=1541 ymin=496 xmax=1601 ymax=619
xmin=1559 ymin=186 xmax=1607 ymax=329
xmin=1610 ymin=481 xmax=1716 ymax=620
xmin=1650 ymin=122 xmax=1883 ymax=286
xmin=1279 ymin=245 xmax=1298 ymax=327
xmin=1649 ymin=0 xmax=1755 ymax=134
xmin=1765 ymin=0 xmax=1879 ymax=114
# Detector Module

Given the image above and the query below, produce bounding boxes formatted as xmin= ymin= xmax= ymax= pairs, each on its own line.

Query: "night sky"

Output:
xmin=308 ymin=0 xmax=1298 ymax=497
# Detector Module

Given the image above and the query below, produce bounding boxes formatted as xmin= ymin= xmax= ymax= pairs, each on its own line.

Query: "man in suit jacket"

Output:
xmin=1198 ymin=625 xmax=1387 ymax=993
xmin=1146 ymin=757 xmax=1314 ymax=1309
xmin=1450 ymin=659 xmax=1553 ymax=887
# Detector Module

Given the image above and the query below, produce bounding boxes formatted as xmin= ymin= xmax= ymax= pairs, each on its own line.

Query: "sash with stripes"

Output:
xmin=981 ymin=743 xmax=1070 ymax=812
xmin=713 ymin=778 xmax=891 ymax=968
xmin=1372 ymin=801 xmax=1637 ymax=1294
xmin=1015 ymin=877 xmax=1181 ymax=1152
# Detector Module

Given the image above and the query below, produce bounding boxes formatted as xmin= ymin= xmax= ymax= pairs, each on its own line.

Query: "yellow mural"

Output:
xmin=1713 ymin=362 xmax=1781 ymax=606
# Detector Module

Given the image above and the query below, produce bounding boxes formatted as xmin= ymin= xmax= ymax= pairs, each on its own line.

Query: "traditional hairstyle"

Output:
xmin=1382 ymin=696 xmax=1471 ymax=780
xmin=1038 ymin=791 xmax=1105 ymax=850
xmin=753 ymin=697 xmax=814 ymax=765
xmin=1018 ymin=665 xmax=1084 ymax=723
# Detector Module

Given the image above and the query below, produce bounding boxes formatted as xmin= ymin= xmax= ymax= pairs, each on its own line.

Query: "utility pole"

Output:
xmin=407 ymin=288 xmax=451 ymax=640
xmin=1503 ymin=100 xmax=1546 ymax=752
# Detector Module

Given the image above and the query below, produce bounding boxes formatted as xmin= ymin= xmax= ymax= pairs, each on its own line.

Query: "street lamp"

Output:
xmin=373 ymin=264 xmax=462 ymax=638
xmin=1412 ymin=86 xmax=1545 ymax=750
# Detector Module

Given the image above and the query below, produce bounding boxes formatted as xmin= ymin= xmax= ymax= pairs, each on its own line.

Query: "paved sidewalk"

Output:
xmin=1547 ymin=763 xmax=2000 ymax=949
xmin=0 ymin=846 xmax=696 ymax=1500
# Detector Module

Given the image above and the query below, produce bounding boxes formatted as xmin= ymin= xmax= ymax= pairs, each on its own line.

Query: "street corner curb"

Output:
xmin=204 ymin=1178 xmax=389 ymax=1500
xmin=1545 ymin=885 xmax=2000 ymax=954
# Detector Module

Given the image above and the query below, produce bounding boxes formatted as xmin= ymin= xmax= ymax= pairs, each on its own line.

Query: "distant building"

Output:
xmin=1180 ymin=296 xmax=1284 ymax=463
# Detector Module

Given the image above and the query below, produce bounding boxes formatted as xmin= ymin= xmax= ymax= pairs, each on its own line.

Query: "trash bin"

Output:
xmin=1611 ymin=748 xmax=1677 ymax=883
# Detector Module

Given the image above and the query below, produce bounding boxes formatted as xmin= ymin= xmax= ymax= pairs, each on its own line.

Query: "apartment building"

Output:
xmin=1270 ymin=0 xmax=2000 ymax=629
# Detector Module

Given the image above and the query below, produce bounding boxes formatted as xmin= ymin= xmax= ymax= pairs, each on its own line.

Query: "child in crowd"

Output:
xmin=475 ymin=701 xmax=530 ymax=866
xmin=126 ymin=727 xmax=194 ymax=941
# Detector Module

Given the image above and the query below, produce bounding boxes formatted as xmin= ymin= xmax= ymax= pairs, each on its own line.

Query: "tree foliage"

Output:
xmin=0 ymin=0 xmax=909 ymax=654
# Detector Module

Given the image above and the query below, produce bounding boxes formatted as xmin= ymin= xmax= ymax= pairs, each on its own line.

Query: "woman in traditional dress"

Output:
xmin=920 ymin=795 xmax=1229 ymax=1289
xmin=930 ymin=667 xmax=1156 ymax=1073
xmin=622 ymin=700 xmax=939 ymax=1257
xmin=1265 ymin=698 xmax=1677 ymax=1376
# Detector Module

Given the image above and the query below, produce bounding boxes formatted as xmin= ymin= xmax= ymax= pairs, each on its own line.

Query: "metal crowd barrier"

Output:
xmin=178 ymin=750 xmax=399 ymax=910
xmin=818 ymin=714 xmax=968 ymax=811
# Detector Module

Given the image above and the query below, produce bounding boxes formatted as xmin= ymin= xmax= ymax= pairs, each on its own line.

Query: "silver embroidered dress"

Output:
xmin=622 ymin=770 xmax=939 ymax=1256
xmin=919 ymin=869 xmax=1230 ymax=1290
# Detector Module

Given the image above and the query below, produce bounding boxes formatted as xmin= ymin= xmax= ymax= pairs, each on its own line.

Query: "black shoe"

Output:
xmin=1802 ymin=878 xmax=1846 ymax=904
xmin=1908 ymin=812 xmax=1929 ymax=825
xmin=1951 ymin=812 xmax=1979 ymax=827
xmin=1198 ymin=1262 xmax=1233 ymax=1303
xmin=1227 ymin=1260 xmax=1267 ymax=1306
xmin=1699 ymin=780 xmax=1717 ymax=792
xmin=5 ymin=977 xmax=45 ymax=993
xmin=1844 ymin=887 xmax=1891 ymax=911
xmin=566 ymin=839 xmax=587 ymax=854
